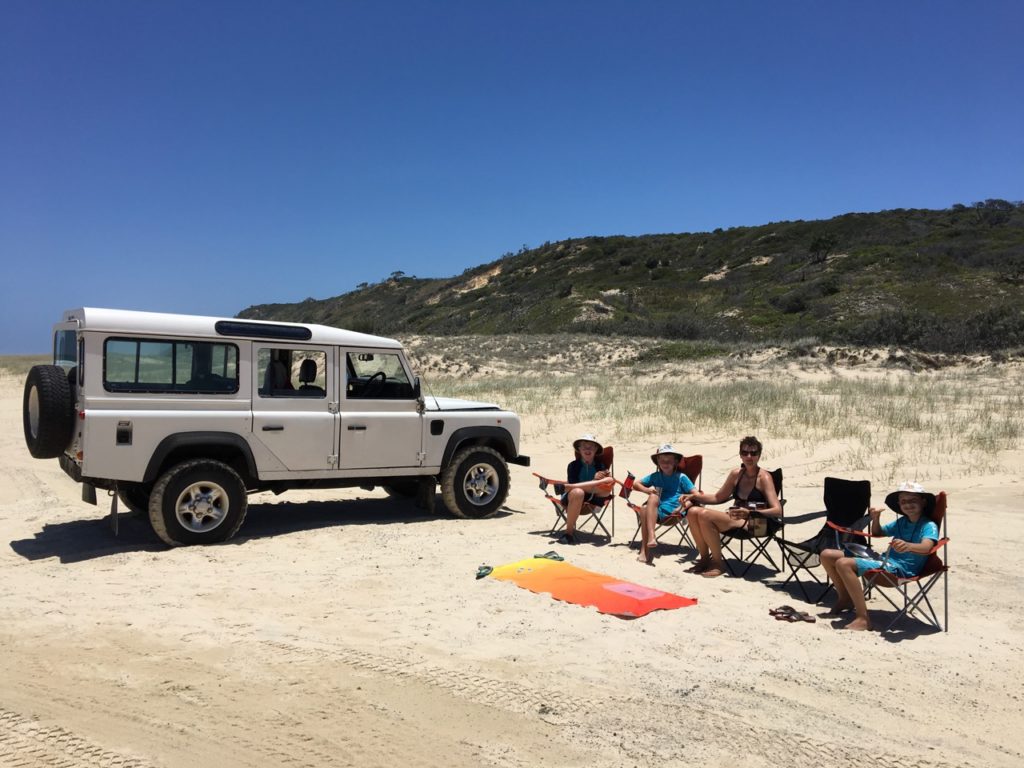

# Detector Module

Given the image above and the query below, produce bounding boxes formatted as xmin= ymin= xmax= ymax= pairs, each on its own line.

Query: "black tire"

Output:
xmin=117 ymin=483 xmax=152 ymax=515
xmin=148 ymin=459 xmax=248 ymax=546
xmin=440 ymin=446 xmax=509 ymax=519
xmin=23 ymin=365 xmax=75 ymax=459
xmin=383 ymin=480 xmax=419 ymax=498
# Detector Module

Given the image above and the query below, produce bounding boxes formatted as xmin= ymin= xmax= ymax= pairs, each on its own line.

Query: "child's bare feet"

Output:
xmin=820 ymin=600 xmax=853 ymax=617
xmin=839 ymin=616 xmax=872 ymax=631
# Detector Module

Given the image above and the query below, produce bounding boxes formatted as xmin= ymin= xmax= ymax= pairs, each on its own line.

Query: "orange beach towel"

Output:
xmin=488 ymin=556 xmax=697 ymax=618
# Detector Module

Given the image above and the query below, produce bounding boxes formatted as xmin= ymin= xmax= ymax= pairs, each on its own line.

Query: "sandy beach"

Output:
xmin=1 ymin=349 xmax=1022 ymax=768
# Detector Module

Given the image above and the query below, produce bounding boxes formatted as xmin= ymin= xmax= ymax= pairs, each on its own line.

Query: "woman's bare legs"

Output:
xmin=689 ymin=507 xmax=742 ymax=577
xmin=686 ymin=506 xmax=713 ymax=572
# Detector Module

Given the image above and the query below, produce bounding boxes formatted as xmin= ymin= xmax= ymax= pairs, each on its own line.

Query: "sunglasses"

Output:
xmin=740 ymin=450 xmax=760 ymax=456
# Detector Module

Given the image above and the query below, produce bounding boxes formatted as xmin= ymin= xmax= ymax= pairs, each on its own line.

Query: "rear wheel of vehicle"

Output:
xmin=117 ymin=483 xmax=152 ymax=515
xmin=441 ymin=446 xmax=509 ymax=519
xmin=148 ymin=459 xmax=247 ymax=546
xmin=23 ymin=365 xmax=75 ymax=459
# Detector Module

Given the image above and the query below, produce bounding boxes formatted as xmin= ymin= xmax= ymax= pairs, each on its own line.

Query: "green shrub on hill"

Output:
xmin=239 ymin=202 xmax=1024 ymax=352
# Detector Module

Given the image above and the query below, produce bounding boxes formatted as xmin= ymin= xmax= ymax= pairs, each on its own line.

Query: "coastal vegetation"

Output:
xmin=240 ymin=201 xmax=1024 ymax=353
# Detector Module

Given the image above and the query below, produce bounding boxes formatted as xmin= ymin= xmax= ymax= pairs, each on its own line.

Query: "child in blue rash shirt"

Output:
xmin=820 ymin=481 xmax=940 ymax=631
xmin=633 ymin=443 xmax=695 ymax=564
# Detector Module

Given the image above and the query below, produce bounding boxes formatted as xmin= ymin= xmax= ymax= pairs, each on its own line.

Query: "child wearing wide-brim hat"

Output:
xmin=558 ymin=433 xmax=612 ymax=545
xmin=884 ymin=480 xmax=936 ymax=515
xmin=819 ymin=480 xmax=940 ymax=631
xmin=632 ymin=443 xmax=695 ymax=564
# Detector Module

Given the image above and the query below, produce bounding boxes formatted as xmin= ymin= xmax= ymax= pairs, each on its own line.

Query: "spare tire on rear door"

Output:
xmin=23 ymin=365 xmax=75 ymax=459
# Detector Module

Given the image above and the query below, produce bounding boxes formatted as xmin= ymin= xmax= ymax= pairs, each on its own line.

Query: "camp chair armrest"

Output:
xmin=785 ymin=508 xmax=828 ymax=525
xmin=826 ymin=521 xmax=882 ymax=538
xmin=924 ymin=537 xmax=950 ymax=555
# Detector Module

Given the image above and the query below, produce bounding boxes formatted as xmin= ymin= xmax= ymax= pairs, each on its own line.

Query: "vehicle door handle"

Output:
xmin=347 ymin=425 xmax=367 ymax=431
xmin=262 ymin=425 xmax=285 ymax=431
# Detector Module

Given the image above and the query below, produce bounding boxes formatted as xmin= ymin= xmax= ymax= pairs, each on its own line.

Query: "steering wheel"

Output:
xmin=362 ymin=371 xmax=387 ymax=397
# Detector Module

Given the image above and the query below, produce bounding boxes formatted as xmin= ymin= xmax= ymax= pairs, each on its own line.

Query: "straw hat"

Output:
xmin=572 ymin=433 xmax=603 ymax=455
xmin=650 ymin=443 xmax=683 ymax=464
xmin=884 ymin=480 xmax=936 ymax=514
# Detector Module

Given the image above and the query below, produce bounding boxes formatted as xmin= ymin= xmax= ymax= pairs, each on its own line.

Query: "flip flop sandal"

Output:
xmin=774 ymin=607 xmax=817 ymax=623
xmin=475 ymin=565 xmax=493 ymax=579
xmin=535 ymin=551 xmax=564 ymax=561
xmin=769 ymin=605 xmax=797 ymax=617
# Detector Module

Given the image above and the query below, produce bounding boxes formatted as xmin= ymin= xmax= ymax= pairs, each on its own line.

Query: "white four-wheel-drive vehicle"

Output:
xmin=23 ymin=308 xmax=529 ymax=546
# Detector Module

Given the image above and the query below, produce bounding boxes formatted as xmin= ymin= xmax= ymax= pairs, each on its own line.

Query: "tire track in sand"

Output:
xmin=0 ymin=707 xmax=153 ymax=768
xmin=257 ymin=638 xmax=976 ymax=768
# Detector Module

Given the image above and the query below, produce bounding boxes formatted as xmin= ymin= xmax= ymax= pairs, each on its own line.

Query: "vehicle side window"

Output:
xmin=257 ymin=348 xmax=326 ymax=398
xmin=54 ymin=330 xmax=77 ymax=369
xmin=103 ymin=338 xmax=239 ymax=394
xmin=346 ymin=352 xmax=414 ymax=399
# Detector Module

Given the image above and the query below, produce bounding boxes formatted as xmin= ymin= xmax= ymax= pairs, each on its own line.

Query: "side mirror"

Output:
xmin=413 ymin=376 xmax=421 ymax=398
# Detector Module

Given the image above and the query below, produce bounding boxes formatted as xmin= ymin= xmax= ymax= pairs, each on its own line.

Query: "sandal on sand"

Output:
xmin=475 ymin=565 xmax=493 ymax=580
xmin=769 ymin=605 xmax=797 ymax=617
xmin=773 ymin=606 xmax=816 ymax=623
xmin=535 ymin=551 xmax=565 ymax=561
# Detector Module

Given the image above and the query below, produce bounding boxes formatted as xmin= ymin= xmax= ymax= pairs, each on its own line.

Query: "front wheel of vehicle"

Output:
xmin=148 ymin=459 xmax=247 ymax=546
xmin=440 ymin=446 xmax=509 ymax=519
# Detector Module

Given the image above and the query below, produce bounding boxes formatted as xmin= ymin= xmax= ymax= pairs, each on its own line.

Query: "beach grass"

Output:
xmin=0 ymin=355 xmax=50 ymax=379
xmin=421 ymin=356 xmax=1024 ymax=485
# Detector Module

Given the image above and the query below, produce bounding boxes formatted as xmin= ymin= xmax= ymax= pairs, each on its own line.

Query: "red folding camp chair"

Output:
xmin=828 ymin=491 xmax=950 ymax=633
xmin=534 ymin=446 xmax=616 ymax=542
xmin=625 ymin=454 xmax=703 ymax=552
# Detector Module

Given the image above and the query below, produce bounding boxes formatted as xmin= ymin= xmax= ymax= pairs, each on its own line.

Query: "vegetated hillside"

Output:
xmin=239 ymin=201 xmax=1024 ymax=352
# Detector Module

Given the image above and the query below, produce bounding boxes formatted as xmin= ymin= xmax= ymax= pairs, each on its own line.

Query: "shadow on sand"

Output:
xmin=9 ymin=495 xmax=516 ymax=565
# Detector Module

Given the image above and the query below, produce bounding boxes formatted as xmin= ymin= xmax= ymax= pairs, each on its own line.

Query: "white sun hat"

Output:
xmin=884 ymin=480 xmax=937 ymax=514
xmin=572 ymin=433 xmax=603 ymax=455
xmin=650 ymin=443 xmax=683 ymax=464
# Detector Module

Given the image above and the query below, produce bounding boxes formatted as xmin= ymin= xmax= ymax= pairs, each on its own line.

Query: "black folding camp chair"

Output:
xmin=721 ymin=467 xmax=785 ymax=577
xmin=777 ymin=477 xmax=871 ymax=602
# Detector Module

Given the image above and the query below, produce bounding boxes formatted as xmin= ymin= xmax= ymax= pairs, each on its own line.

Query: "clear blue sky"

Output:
xmin=2 ymin=1 xmax=1022 ymax=353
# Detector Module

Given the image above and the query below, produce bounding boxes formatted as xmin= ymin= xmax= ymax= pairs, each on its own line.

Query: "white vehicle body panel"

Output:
xmin=52 ymin=307 xmax=522 ymax=484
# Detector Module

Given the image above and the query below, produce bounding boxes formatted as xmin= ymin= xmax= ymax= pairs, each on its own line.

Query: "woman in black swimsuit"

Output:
xmin=681 ymin=436 xmax=783 ymax=578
